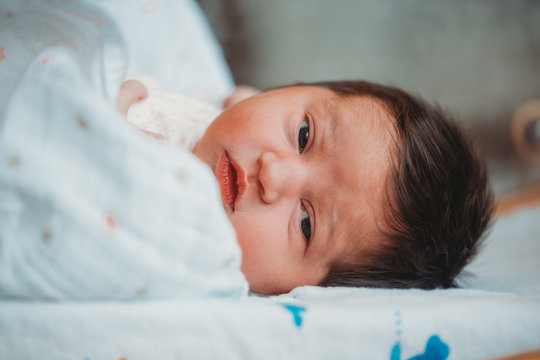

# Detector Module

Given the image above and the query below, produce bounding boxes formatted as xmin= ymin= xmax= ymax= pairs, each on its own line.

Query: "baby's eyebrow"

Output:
xmin=326 ymin=204 xmax=338 ymax=246
xmin=319 ymin=99 xmax=339 ymax=246
xmin=324 ymin=99 xmax=337 ymax=147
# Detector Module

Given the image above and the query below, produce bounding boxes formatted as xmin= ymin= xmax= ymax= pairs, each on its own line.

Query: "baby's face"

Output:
xmin=193 ymin=86 xmax=396 ymax=294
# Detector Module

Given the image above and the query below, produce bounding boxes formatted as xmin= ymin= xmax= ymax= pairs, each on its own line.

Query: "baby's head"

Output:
xmin=193 ymin=80 xmax=494 ymax=294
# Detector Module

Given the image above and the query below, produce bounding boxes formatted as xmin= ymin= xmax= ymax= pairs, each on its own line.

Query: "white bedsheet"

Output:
xmin=0 ymin=0 xmax=247 ymax=300
xmin=0 ymin=286 xmax=539 ymax=360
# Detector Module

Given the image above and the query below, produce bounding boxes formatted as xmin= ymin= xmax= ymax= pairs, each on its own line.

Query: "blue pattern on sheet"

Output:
xmin=282 ymin=304 xmax=307 ymax=328
xmin=391 ymin=335 xmax=449 ymax=360
xmin=408 ymin=335 xmax=449 ymax=360
xmin=391 ymin=310 xmax=449 ymax=360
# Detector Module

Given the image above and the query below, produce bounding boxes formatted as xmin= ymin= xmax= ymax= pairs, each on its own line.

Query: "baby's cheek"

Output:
xmin=231 ymin=218 xmax=270 ymax=268
xmin=232 ymin=221 xmax=260 ymax=263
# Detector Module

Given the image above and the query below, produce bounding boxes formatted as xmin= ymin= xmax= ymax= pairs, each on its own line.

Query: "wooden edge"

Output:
xmin=496 ymin=183 xmax=540 ymax=216
xmin=491 ymin=349 xmax=540 ymax=360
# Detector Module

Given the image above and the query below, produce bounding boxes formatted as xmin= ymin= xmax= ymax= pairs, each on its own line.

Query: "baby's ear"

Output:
xmin=116 ymin=80 xmax=149 ymax=115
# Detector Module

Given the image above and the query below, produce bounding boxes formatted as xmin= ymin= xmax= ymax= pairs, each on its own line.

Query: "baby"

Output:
xmin=117 ymin=78 xmax=495 ymax=295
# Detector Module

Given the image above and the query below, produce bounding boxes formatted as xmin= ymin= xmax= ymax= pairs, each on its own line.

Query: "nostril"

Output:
xmin=258 ymin=174 xmax=272 ymax=204
xmin=257 ymin=152 xmax=279 ymax=204
xmin=260 ymin=185 xmax=277 ymax=204
xmin=258 ymin=179 xmax=267 ymax=202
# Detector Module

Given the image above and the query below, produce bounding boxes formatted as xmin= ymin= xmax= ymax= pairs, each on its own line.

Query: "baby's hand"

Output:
xmin=116 ymin=79 xmax=164 ymax=140
xmin=116 ymin=79 xmax=148 ymax=116
xmin=223 ymin=85 xmax=261 ymax=108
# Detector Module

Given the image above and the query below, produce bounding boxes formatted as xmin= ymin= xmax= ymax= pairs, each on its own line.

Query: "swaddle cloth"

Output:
xmin=0 ymin=0 xmax=247 ymax=300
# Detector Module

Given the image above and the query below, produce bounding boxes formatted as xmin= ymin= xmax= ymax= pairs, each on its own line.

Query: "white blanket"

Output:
xmin=0 ymin=0 xmax=247 ymax=300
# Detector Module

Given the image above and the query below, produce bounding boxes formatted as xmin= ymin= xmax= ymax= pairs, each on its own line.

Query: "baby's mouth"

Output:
xmin=216 ymin=152 xmax=238 ymax=212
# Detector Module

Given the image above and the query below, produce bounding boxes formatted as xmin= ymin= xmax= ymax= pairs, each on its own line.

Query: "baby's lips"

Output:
xmin=216 ymin=152 xmax=237 ymax=212
xmin=231 ymin=157 xmax=247 ymax=205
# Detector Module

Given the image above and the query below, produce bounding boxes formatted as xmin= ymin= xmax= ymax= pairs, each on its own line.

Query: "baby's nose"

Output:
xmin=257 ymin=152 xmax=303 ymax=204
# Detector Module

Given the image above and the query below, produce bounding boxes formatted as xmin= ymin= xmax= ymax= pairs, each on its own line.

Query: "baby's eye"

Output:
xmin=298 ymin=118 xmax=310 ymax=153
xmin=300 ymin=205 xmax=312 ymax=242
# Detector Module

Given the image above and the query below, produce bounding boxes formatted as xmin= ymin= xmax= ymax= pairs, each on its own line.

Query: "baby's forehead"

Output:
xmin=328 ymin=94 xmax=398 ymax=150
xmin=333 ymin=190 xmax=389 ymax=262
xmin=304 ymin=92 xmax=398 ymax=269
xmin=340 ymin=93 xmax=395 ymax=125
xmin=339 ymin=98 xmax=398 ymax=262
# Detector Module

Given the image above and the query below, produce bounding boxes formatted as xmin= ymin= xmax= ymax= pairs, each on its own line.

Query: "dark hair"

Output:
xmin=299 ymin=80 xmax=494 ymax=289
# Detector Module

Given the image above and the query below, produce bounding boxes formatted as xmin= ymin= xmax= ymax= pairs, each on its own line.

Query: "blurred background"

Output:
xmin=197 ymin=0 xmax=540 ymax=198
